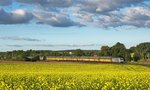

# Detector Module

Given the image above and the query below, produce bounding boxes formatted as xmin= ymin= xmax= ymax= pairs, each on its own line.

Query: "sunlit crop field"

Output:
xmin=0 ymin=62 xmax=150 ymax=90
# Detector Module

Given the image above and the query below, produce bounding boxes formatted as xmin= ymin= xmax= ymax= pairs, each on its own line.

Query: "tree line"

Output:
xmin=99 ymin=42 xmax=150 ymax=61
xmin=0 ymin=49 xmax=97 ymax=61
xmin=0 ymin=42 xmax=149 ymax=62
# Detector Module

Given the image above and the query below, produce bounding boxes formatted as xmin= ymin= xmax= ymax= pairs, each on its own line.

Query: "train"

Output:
xmin=45 ymin=56 xmax=124 ymax=63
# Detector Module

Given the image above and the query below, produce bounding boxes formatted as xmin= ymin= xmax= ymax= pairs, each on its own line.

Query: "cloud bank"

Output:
xmin=6 ymin=44 xmax=98 ymax=47
xmin=0 ymin=0 xmax=150 ymax=28
xmin=0 ymin=36 xmax=41 ymax=41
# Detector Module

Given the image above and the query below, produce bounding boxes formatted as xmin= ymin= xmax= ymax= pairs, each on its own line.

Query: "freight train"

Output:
xmin=45 ymin=56 xmax=124 ymax=63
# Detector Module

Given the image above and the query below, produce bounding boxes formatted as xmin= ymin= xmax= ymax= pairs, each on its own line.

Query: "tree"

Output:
xmin=111 ymin=42 xmax=126 ymax=56
xmin=111 ymin=42 xmax=131 ymax=61
xmin=74 ymin=49 xmax=85 ymax=56
xmin=136 ymin=42 xmax=150 ymax=60
xmin=132 ymin=53 xmax=140 ymax=62
xmin=100 ymin=46 xmax=111 ymax=56
xmin=124 ymin=50 xmax=132 ymax=62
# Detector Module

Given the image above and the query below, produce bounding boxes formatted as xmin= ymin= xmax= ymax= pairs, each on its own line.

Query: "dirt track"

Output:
xmin=127 ymin=61 xmax=150 ymax=67
xmin=0 ymin=60 xmax=150 ymax=67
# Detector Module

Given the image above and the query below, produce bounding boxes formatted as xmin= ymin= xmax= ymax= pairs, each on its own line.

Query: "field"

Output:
xmin=0 ymin=61 xmax=150 ymax=90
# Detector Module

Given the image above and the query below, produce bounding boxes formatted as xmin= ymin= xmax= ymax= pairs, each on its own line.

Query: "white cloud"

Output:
xmin=33 ymin=11 xmax=83 ymax=27
xmin=12 ymin=9 xmax=26 ymax=16
xmin=78 ymin=0 xmax=146 ymax=13
xmin=72 ymin=11 xmax=93 ymax=23
xmin=97 ymin=7 xmax=150 ymax=28
xmin=0 ymin=9 xmax=33 ymax=24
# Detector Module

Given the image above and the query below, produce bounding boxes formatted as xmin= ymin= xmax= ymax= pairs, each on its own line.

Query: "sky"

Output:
xmin=0 ymin=0 xmax=150 ymax=51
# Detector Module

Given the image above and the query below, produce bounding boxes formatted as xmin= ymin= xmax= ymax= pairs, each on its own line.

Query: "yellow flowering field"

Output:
xmin=0 ymin=62 xmax=150 ymax=90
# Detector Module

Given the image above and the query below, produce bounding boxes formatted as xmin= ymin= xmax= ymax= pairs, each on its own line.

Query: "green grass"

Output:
xmin=0 ymin=62 xmax=150 ymax=90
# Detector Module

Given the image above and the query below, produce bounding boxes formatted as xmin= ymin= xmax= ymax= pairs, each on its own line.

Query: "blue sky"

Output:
xmin=0 ymin=0 xmax=150 ymax=51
